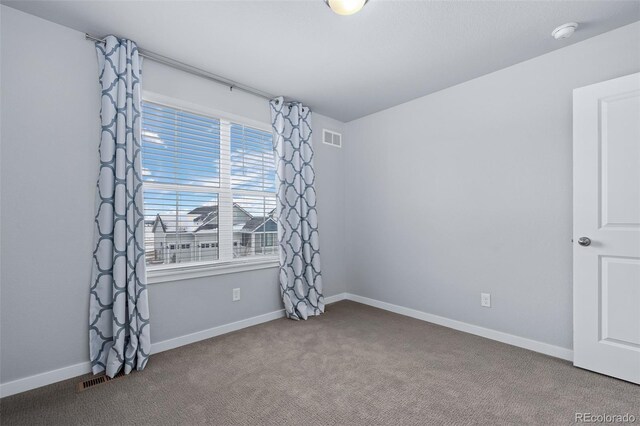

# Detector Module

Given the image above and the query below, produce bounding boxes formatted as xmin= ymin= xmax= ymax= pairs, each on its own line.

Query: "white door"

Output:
xmin=573 ymin=72 xmax=640 ymax=384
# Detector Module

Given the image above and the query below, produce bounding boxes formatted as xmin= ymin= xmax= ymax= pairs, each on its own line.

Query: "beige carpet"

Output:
xmin=1 ymin=300 xmax=638 ymax=425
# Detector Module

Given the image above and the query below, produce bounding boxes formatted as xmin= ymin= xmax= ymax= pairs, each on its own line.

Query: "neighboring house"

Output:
xmin=147 ymin=204 xmax=277 ymax=265
xmin=240 ymin=216 xmax=278 ymax=256
xmin=144 ymin=219 xmax=156 ymax=263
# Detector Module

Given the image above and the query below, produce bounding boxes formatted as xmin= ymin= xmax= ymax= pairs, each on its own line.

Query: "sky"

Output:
xmin=141 ymin=101 xmax=277 ymax=229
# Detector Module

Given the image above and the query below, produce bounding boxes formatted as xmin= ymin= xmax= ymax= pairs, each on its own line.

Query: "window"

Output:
xmin=141 ymin=100 xmax=278 ymax=274
xmin=257 ymin=232 xmax=278 ymax=254
xmin=261 ymin=233 xmax=277 ymax=247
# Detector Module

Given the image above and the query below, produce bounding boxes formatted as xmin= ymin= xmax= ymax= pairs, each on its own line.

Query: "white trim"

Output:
xmin=218 ymin=118 xmax=234 ymax=263
xmin=147 ymin=259 xmax=279 ymax=284
xmin=153 ymin=293 xmax=347 ymax=354
xmin=0 ymin=361 xmax=92 ymax=398
xmin=343 ymin=293 xmax=574 ymax=361
xmin=142 ymin=90 xmax=272 ymax=133
xmin=324 ymin=292 xmax=348 ymax=305
xmin=0 ymin=293 xmax=348 ymax=398
xmin=141 ymin=93 xmax=278 ymax=283
xmin=0 ymin=292 xmax=572 ymax=398
xmin=150 ymin=308 xmax=286 ymax=354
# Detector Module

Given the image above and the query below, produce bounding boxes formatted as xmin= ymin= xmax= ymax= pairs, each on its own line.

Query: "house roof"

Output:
xmin=188 ymin=203 xmax=251 ymax=219
xmin=189 ymin=205 xmax=217 ymax=218
xmin=152 ymin=214 xmax=199 ymax=233
xmin=188 ymin=203 xmax=252 ymax=231
xmin=151 ymin=215 xmax=166 ymax=233
xmin=242 ymin=217 xmax=278 ymax=233
xmin=193 ymin=221 xmax=218 ymax=232
xmin=188 ymin=205 xmax=219 ymax=231
xmin=154 ymin=204 xmax=274 ymax=234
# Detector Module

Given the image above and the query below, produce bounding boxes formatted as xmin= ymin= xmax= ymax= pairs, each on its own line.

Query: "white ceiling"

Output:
xmin=3 ymin=1 xmax=639 ymax=122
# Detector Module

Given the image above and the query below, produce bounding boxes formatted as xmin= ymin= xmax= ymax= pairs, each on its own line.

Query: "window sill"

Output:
xmin=147 ymin=258 xmax=279 ymax=284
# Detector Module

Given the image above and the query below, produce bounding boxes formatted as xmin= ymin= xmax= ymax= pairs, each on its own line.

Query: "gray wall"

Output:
xmin=2 ymin=2 xmax=638 ymax=387
xmin=0 ymin=6 xmax=345 ymax=384
xmin=344 ymin=21 xmax=640 ymax=350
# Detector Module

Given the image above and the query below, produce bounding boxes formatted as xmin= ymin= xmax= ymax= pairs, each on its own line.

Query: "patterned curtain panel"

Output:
xmin=89 ymin=35 xmax=150 ymax=377
xmin=270 ymin=97 xmax=324 ymax=320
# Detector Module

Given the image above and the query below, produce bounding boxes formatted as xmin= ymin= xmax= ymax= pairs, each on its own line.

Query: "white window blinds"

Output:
xmin=141 ymin=101 xmax=278 ymax=270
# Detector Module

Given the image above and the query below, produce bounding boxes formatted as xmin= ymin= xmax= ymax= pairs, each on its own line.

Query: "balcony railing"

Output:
xmin=144 ymin=244 xmax=278 ymax=266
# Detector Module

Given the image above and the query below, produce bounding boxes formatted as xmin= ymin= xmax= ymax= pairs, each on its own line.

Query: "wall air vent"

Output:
xmin=322 ymin=129 xmax=342 ymax=148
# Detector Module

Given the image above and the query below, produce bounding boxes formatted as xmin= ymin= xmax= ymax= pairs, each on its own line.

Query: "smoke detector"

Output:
xmin=552 ymin=22 xmax=578 ymax=40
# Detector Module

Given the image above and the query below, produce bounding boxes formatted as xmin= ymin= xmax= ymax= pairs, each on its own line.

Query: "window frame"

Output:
xmin=142 ymin=91 xmax=279 ymax=284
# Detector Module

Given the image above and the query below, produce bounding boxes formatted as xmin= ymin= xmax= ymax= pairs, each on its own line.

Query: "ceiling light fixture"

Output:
xmin=325 ymin=0 xmax=368 ymax=16
xmin=552 ymin=22 xmax=578 ymax=40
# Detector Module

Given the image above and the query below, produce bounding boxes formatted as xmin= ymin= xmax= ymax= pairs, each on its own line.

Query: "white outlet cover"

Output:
xmin=232 ymin=288 xmax=241 ymax=302
xmin=481 ymin=293 xmax=491 ymax=307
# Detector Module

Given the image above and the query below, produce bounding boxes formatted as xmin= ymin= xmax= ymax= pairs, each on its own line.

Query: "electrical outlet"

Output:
xmin=481 ymin=293 xmax=491 ymax=308
xmin=232 ymin=288 xmax=241 ymax=302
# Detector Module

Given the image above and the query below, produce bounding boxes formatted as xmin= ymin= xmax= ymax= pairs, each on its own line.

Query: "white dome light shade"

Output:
xmin=552 ymin=22 xmax=579 ymax=40
xmin=326 ymin=0 xmax=368 ymax=16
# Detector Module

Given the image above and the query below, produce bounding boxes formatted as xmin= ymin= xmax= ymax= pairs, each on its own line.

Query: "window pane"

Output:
xmin=230 ymin=124 xmax=276 ymax=192
xmin=142 ymin=102 xmax=220 ymax=188
xmin=232 ymin=195 xmax=278 ymax=258
xmin=144 ymin=190 xmax=219 ymax=266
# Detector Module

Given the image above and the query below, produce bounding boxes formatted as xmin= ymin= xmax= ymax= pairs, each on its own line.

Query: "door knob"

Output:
xmin=577 ymin=237 xmax=591 ymax=246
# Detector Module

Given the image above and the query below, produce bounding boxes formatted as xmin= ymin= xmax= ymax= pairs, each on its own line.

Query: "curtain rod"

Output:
xmin=85 ymin=33 xmax=276 ymax=101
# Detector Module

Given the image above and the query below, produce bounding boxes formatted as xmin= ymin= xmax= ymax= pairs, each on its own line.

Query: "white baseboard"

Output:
xmin=152 ymin=292 xmax=348 ymax=354
xmin=150 ymin=309 xmax=286 ymax=354
xmin=0 ymin=291 xmax=571 ymax=398
xmin=0 ymin=361 xmax=92 ymax=398
xmin=343 ymin=293 xmax=573 ymax=361
xmin=324 ymin=292 xmax=348 ymax=305
xmin=0 ymin=293 xmax=349 ymax=398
